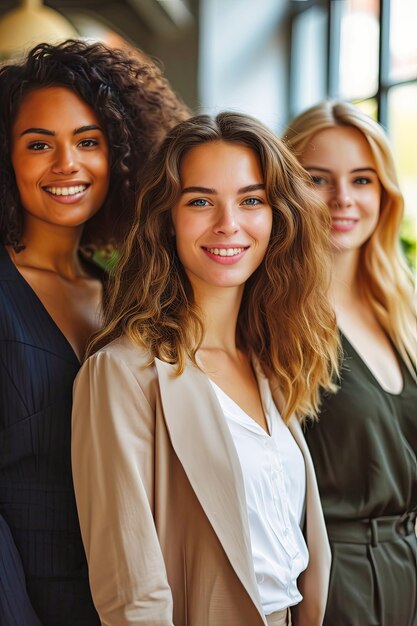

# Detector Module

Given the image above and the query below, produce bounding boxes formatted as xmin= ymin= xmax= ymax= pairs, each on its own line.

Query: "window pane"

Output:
xmin=390 ymin=0 xmax=417 ymax=81
xmin=352 ymin=97 xmax=378 ymax=120
xmin=290 ymin=6 xmax=328 ymax=115
xmin=388 ymin=84 xmax=417 ymax=226
xmin=339 ymin=0 xmax=380 ymax=100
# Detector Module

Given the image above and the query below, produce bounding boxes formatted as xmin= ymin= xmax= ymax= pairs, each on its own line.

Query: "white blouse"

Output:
xmin=209 ymin=369 xmax=308 ymax=615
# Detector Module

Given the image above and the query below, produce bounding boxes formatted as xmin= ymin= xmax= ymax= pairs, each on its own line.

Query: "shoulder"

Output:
xmin=0 ymin=248 xmax=27 ymax=339
xmin=73 ymin=336 xmax=160 ymax=441
xmin=79 ymin=334 xmax=159 ymax=403
xmin=89 ymin=334 xmax=154 ymax=374
xmin=0 ymin=245 xmax=17 ymax=286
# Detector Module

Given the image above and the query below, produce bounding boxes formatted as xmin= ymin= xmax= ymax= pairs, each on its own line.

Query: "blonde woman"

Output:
xmin=72 ymin=112 xmax=339 ymax=626
xmin=285 ymin=101 xmax=417 ymax=626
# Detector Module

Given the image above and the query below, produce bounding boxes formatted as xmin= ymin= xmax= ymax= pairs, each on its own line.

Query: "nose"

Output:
xmin=51 ymin=144 xmax=79 ymax=175
xmin=330 ymin=179 xmax=353 ymax=209
xmin=213 ymin=204 xmax=239 ymax=236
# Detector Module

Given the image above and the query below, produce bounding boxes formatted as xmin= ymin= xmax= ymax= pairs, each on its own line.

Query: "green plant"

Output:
xmin=400 ymin=216 xmax=416 ymax=272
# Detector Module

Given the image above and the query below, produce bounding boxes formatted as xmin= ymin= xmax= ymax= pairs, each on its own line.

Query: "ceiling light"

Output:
xmin=0 ymin=0 xmax=78 ymax=59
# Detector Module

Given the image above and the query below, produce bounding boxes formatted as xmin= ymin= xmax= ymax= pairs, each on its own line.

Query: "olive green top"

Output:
xmin=306 ymin=332 xmax=417 ymax=521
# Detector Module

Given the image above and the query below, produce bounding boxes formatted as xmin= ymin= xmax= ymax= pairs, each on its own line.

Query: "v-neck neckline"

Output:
xmin=208 ymin=365 xmax=273 ymax=436
xmin=1 ymin=245 xmax=82 ymax=365
xmin=341 ymin=329 xmax=404 ymax=397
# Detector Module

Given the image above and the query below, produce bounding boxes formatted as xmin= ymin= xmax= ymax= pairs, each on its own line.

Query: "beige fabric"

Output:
xmin=266 ymin=608 xmax=291 ymax=626
xmin=72 ymin=335 xmax=331 ymax=626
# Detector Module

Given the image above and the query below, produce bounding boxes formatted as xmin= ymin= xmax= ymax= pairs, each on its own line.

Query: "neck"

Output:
xmin=330 ymin=248 xmax=363 ymax=312
xmin=12 ymin=216 xmax=85 ymax=279
xmin=194 ymin=283 xmax=244 ymax=355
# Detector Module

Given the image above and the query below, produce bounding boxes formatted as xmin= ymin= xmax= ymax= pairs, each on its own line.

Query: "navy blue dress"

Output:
xmin=0 ymin=245 xmax=100 ymax=625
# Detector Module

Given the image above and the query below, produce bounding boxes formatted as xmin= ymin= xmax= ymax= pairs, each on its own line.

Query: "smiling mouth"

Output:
xmin=203 ymin=246 xmax=248 ymax=257
xmin=332 ymin=218 xmax=357 ymax=224
xmin=43 ymin=184 xmax=89 ymax=197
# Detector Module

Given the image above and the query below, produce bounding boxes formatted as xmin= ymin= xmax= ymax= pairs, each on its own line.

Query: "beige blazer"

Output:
xmin=72 ymin=335 xmax=330 ymax=626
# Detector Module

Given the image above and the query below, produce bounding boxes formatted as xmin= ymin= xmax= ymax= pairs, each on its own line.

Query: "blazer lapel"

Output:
xmin=286 ymin=414 xmax=331 ymax=625
xmin=154 ymin=358 xmax=266 ymax=623
xmin=269 ymin=383 xmax=329 ymax=549
xmin=287 ymin=416 xmax=328 ymax=545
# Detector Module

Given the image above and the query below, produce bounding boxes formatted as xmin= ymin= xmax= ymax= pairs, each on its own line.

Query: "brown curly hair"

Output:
xmin=0 ymin=39 xmax=190 ymax=250
xmin=90 ymin=112 xmax=340 ymax=422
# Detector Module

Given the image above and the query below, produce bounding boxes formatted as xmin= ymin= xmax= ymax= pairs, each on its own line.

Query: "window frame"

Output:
xmin=289 ymin=0 xmax=417 ymax=129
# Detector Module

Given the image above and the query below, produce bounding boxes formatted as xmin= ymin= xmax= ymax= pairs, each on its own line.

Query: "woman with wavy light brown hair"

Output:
xmin=284 ymin=100 xmax=417 ymax=626
xmin=0 ymin=39 xmax=189 ymax=626
xmin=72 ymin=111 xmax=339 ymax=626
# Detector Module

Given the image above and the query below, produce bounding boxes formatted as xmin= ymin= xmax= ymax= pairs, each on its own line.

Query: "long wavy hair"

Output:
xmin=0 ymin=39 xmax=190 ymax=250
xmin=90 ymin=112 xmax=339 ymax=421
xmin=284 ymin=100 xmax=416 ymax=375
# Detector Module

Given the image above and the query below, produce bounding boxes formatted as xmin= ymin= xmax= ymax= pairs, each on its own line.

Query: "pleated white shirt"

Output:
xmin=209 ymin=369 xmax=308 ymax=615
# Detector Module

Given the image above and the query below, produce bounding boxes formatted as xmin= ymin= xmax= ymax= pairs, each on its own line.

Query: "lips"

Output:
xmin=331 ymin=217 xmax=358 ymax=232
xmin=44 ymin=184 xmax=88 ymax=196
xmin=204 ymin=246 xmax=247 ymax=257
xmin=201 ymin=245 xmax=249 ymax=265
xmin=42 ymin=182 xmax=91 ymax=203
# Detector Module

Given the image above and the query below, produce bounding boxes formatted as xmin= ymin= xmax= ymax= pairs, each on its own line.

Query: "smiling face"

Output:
xmin=171 ymin=140 xmax=273 ymax=296
xmin=300 ymin=126 xmax=382 ymax=257
xmin=11 ymin=86 xmax=110 ymax=234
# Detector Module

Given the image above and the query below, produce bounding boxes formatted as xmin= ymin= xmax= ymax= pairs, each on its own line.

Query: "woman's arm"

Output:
xmin=0 ymin=516 xmax=42 ymax=626
xmin=72 ymin=351 xmax=174 ymax=626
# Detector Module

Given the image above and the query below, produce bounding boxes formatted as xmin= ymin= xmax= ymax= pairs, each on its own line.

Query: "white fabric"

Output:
xmin=209 ymin=369 xmax=308 ymax=615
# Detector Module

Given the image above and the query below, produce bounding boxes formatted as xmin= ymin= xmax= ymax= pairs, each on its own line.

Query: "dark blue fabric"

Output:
xmin=0 ymin=245 xmax=100 ymax=625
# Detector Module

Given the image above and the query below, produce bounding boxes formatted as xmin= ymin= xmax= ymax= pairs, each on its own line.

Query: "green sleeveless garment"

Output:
xmin=306 ymin=332 xmax=417 ymax=626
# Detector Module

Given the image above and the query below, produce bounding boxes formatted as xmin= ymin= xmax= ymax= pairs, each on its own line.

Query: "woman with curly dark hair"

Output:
xmin=0 ymin=40 xmax=189 ymax=626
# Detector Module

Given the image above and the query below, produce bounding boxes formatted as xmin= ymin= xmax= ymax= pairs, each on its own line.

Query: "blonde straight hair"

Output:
xmin=90 ymin=112 xmax=340 ymax=421
xmin=284 ymin=100 xmax=416 ymax=376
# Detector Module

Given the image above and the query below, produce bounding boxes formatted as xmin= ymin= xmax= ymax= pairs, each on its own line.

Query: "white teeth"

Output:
xmin=45 ymin=184 xmax=87 ymax=196
xmin=207 ymin=247 xmax=245 ymax=257
xmin=332 ymin=219 xmax=355 ymax=224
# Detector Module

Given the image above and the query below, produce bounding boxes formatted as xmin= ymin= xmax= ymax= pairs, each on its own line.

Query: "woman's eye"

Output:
xmin=78 ymin=138 xmax=99 ymax=148
xmin=310 ymin=175 xmax=328 ymax=186
xmin=190 ymin=198 xmax=209 ymax=207
xmin=28 ymin=141 xmax=49 ymax=151
xmin=242 ymin=197 xmax=262 ymax=206
xmin=354 ymin=177 xmax=371 ymax=185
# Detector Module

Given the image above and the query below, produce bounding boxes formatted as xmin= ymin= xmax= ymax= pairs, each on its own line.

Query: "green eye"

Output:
xmin=242 ymin=197 xmax=261 ymax=206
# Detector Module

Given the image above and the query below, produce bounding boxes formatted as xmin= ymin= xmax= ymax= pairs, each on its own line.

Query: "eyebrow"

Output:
xmin=304 ymin=166 xmax=377 ymax=174
xmin=19 ymin=124 xmax=102 ymax=137
xmin=20 ymin=128 xmax=54 ymax=137
xmin=238 ymin=183 xmax=265 ymax=193
xmin=181 ymin=183 xmax=266 ymax=195
xmin=74 ymin=125 xmax=103 ymax=135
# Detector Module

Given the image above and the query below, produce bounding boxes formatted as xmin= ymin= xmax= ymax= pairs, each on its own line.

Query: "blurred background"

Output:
xmin=0 ymin=0 xmax=415 ymax=262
